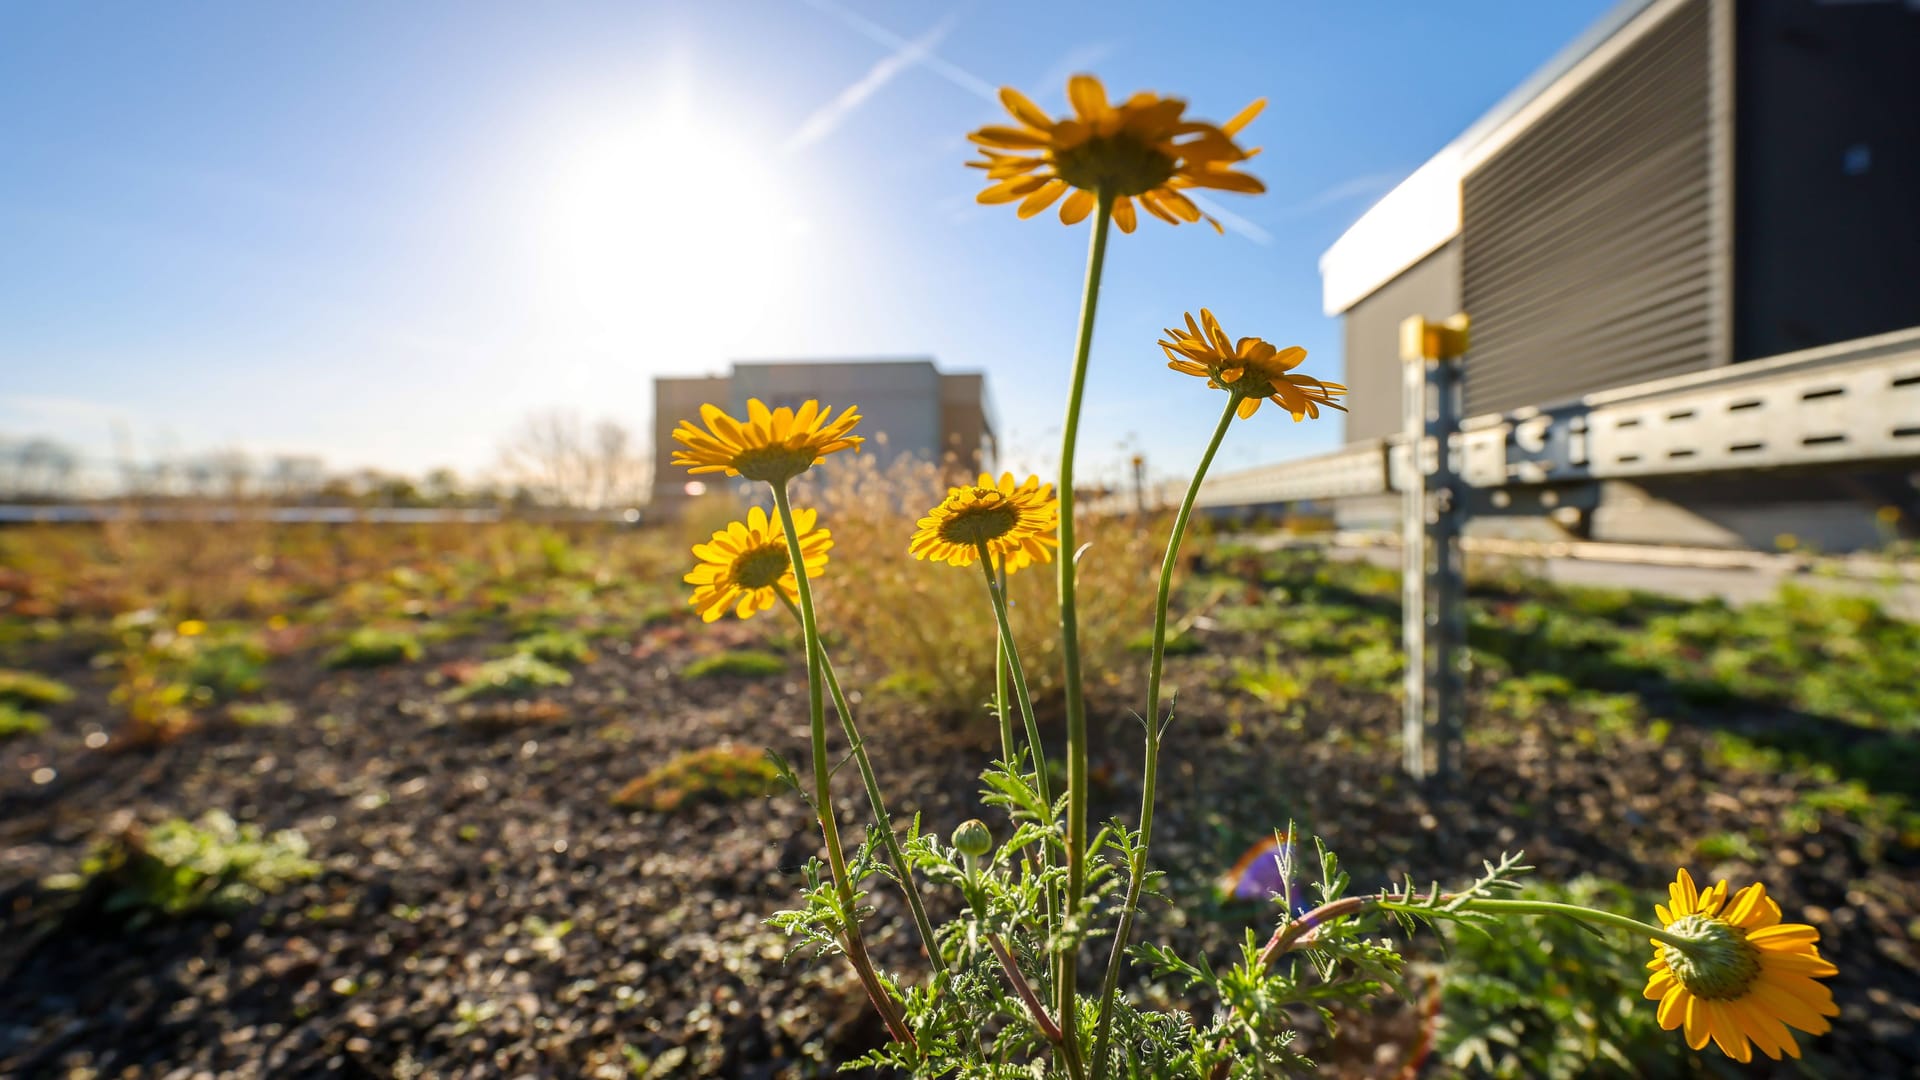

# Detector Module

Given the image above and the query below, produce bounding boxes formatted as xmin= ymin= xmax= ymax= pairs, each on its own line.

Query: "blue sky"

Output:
xmin=0 ymin=0 xmax=1613 ymax=491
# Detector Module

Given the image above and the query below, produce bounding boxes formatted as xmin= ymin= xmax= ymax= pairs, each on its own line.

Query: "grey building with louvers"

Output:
xmin=1322 ymin=0 xmax=1919 ymax=549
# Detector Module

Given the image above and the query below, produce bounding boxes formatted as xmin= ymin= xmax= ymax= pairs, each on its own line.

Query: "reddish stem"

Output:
xmin=990 ymin=935 xmax=1064 ymax=1044
xmin=1204 ymin=896 xmax=1372 ymax=1080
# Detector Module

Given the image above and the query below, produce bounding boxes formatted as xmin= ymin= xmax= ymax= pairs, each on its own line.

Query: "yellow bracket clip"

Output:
xmin=1400 ymin=313 xmax=1471 ymax=363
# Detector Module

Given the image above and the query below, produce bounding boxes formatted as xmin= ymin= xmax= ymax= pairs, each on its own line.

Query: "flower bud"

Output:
xmin=952 ymin=819 xmax=993 ymax=858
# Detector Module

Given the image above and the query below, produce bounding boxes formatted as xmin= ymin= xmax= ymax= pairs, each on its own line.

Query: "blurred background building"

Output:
xmin=1321 ymin=0 xmax=1919 ymax=550
xmin=650 ymin=358 xmax=996 ymax=517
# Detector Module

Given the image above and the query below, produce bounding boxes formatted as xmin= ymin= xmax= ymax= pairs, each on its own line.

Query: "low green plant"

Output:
xmin=872 ymin=670 xmax=943 ymax=702
xmin=534 ymin=528 xmax=585 ymax=578
xmin=0 ymin=701 xmax=50 ymax=739
xmin=1308 ymin=638 xmax=1404 ymax=685
xmin=182 ymin=636 xmax=268 ymax=700
xmin=636 ymin=602 xmax=679 ymax=627
xmin=683 ymin=649 xmax=786 ymax=680
xmin=0 ymin=668 xmax=75 ymax=707
xmin=1624 ymin=586 xmax=1920 ymax=730
xmin=613 ymin=745 xmax=781 ymax=811
xmin=1130 ymin=629 xmax=1204 ymax=655
xmin=325 ymin=626 xmax=423 ymax=669
xmin=1485 ymin=672 xmax=1576 ymax=721
xmin=451 ymin=999 xmax=498 ymax=1035
xmin=522 ymin=914 xmax=575 ymax=957
xmin=45 ymin=810 xmax=319 ymax=921
xmin=1707 ymin=730 xmax=1920 ymax=857
xmin=1692 ymin=831 xmax=1760 ymax=863
xmin=226 ymin=699 xmax=296 ymax=727
xmin=624 ymin=1044 xmax=689 ymax=1078
xmin=1229 ymin=653 xmax=1307 ymax=710
xmin=443 ymin=652 xmax=572 ymax=702
xmin=109 ymin=640 xmax=195 ymax=744
xmin=511 ymin=628 xmax=596 ymax=665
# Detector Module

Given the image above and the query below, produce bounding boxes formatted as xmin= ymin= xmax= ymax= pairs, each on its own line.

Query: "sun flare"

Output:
xmin=535 ymin=107 xmax=808 ymax=357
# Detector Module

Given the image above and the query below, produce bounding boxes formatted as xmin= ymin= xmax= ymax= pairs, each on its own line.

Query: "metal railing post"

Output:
xmin=1400 ymin=344 xmax=1428 ymax=776
xmin=1400 ymin=315 xmax=1471 ymax=780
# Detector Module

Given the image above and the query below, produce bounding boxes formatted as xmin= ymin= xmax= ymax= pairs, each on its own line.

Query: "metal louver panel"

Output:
xmin=1462 ymin=0 xmax=1715 ymax=418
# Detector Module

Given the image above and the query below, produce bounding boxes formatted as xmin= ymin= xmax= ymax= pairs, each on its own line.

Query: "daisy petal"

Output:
xmin=1067 ymin=74 xmax=1109 ymax=120
xmin=1222 ymin=97 xmax=1266 ymax=135
xmin=998 ymin=86 xmax=1053 ymax=131
xmin=1059 ymin=188 xmax=1096 ymax=224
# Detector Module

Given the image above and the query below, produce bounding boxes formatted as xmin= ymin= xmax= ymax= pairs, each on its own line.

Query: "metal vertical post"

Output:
xmin=1427 ymin=352 xmax=1466 ymax=779
xmin=1400 ymin=346 xmax=1428 ymax=776
xmin=1400 ymin=315 xmax=1471 ymax=780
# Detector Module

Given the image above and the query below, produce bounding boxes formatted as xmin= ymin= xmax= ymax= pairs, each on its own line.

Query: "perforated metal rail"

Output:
xmin=1103 ymin=326 xmax=1920 ymax=514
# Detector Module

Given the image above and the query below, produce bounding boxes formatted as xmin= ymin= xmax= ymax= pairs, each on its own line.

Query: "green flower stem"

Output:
xmin=1053 ymin=185 xmax=1116 ymax=1061
xmin=1090 ymin=391 xmax=1241 ymax=1077
xmin=973 ymin=546 xmax=1054 ymax=817
xmin=770 ymin=480 xmax=912 ymax=1047
xmin=1408 ymin=897 xmax=1690 ymax=948
xmin=994 ymin=555 xmax=1016 ymax=769
xmin=974 ymin=544 xmax=1076 ymax=1077
xmin=777 ymin=593 xmax=945 ymax=978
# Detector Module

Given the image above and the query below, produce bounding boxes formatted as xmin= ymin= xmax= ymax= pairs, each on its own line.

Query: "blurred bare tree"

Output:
xmin=181 ymin=448 xmax=255 ymax=499
xmin=0 ymin=436 xmax=81 ymax=499
xmin=496 ymin=409 xmax=647 ymax=508
xmin=422 ymin=467 xmax=464 ymax=505
xmin=265 ymin=455 xmax=326 ymax=500
xmin=589 ymin=418 xmax=646 ymax=509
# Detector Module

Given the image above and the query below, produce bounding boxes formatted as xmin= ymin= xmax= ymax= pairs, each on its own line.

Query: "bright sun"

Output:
xmin=536 ymin=107 xmax=808 ymax=361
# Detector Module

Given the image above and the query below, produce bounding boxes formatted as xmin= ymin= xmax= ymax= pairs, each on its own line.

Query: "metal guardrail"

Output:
xmin=1456 ymin=326 xmax=1920 ymax=489
xmin=1191 ymin=440 xmax=1390 ymax=507
xmin=1153 ymin=326 xmax=1920 ymax=513
xmin=0 ymin=505 xmax=645 ymax=526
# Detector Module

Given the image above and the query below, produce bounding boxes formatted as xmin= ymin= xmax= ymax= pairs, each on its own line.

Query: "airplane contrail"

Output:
xmin=785 ymin=11 xmax=960 ymax=153
xmin=797 ymin=0 xmax=997 ymax=102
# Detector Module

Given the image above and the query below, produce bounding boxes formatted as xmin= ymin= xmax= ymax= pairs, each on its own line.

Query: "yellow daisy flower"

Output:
xmin=684 ymin=506 xmax=831 ymax=623
xmin=968 ymin=74 xmax=1264 ymax=234
xmin=670 ymin=399 xmax=863 ymax=484
xmin=1643 ymin=868 xmax=1839 ymax=1062
xmin=909 ymin=473 xmax=1059 ymax=572
xmin=1161 ymin=309 xmax=1348 ymax=420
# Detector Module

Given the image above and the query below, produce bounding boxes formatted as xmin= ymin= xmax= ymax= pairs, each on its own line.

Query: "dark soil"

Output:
xmin=2 ymin=611 xmax=1915 ymax=1078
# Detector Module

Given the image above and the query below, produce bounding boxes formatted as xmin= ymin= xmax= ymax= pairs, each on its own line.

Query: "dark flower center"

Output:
xmin=730 ymin=544 xmax=792 ymax=590
xmin=732 ymin=446 xmax=816 ymax=483
xmin=1052 ymin=134 xmax=1177 ymax=197
xmin=937 ymin=498 xmax=1020 ymax=546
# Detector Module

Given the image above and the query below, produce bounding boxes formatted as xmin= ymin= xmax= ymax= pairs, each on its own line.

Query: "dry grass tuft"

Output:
xmin=795 ymin=454 xmax=1162 ymax=715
